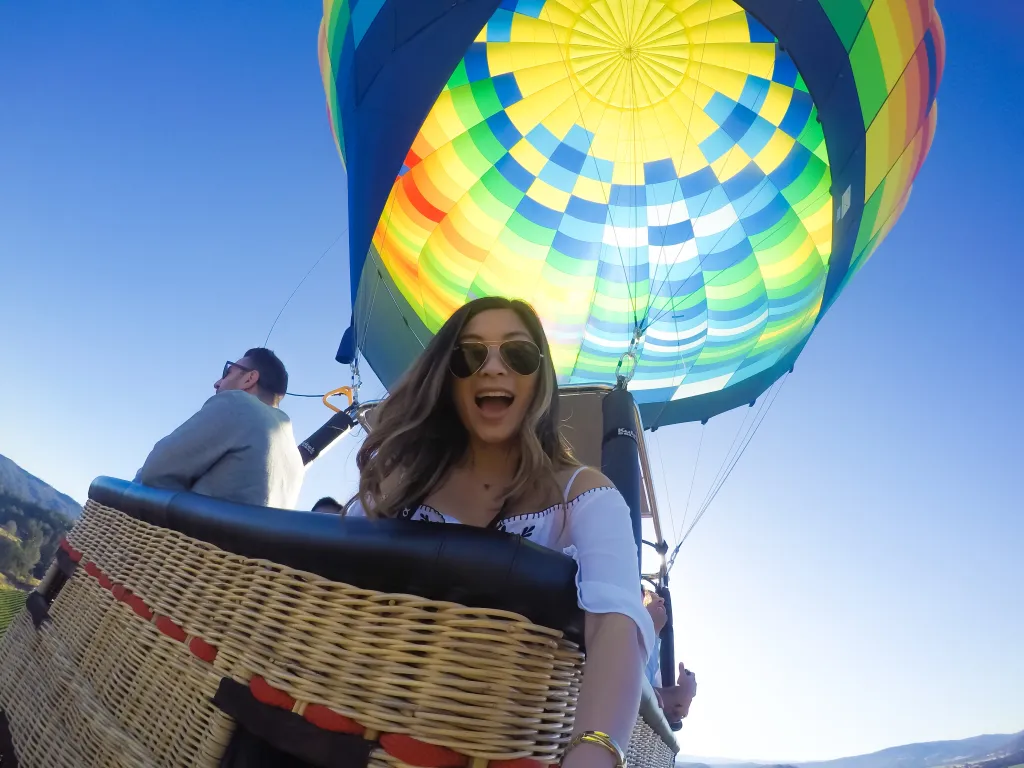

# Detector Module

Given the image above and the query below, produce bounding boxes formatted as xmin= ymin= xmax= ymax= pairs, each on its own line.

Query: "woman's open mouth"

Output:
xmin=474 ymin=391 xmax=514 ymax=417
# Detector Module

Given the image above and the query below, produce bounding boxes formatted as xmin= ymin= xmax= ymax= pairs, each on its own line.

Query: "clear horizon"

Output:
xmin=1 ymin=1 xmax=1021 ymax=761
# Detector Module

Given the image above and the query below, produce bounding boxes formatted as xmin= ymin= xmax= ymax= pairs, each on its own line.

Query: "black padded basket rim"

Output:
xmin=88 ymin=477 xmax=584 ymax=644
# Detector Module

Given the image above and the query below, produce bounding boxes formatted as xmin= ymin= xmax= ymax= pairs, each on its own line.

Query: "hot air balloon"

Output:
xmin=320 ymin=0 xmax=943 ymax=427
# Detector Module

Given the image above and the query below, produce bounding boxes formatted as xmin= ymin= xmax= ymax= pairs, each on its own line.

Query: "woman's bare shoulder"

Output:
xmin=555 ymin=465 xmax=617 ymax=498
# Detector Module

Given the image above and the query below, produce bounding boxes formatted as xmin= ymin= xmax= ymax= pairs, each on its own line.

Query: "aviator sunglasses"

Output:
xmin=449 ymin=340 xmax=543 ymax=378
xmin=222 ymin=360 xmax=254 ymax=379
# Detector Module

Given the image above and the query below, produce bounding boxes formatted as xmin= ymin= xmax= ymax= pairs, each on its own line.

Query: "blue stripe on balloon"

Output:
xmin=496 ymin=154 xmax=534 ymax=193
xmin=779 ymin=92 xmax=813 ymax=137
xmin=487 ymin=9 xmax=514 ymax=42
xmin=550 ymin=142 xmax=588 ymax=174
xmin=539 ymin=160 xmax=580 ymax=193
xmin=492 ymin=72 xmax=523 ymax=107
xmin=526 ymin=124 xmax=560 ymax=156
xmin=485 ymin=112 xmax=522 ymax=150
xmin=566 ymin=195 xmax=607 ymax=224
xmin=738 ymin=116 xmax=776 ymax=157
xmin=649 ymin=219 xmax=695 ymax=246
xmin=517 ymin=195 xmax=563 ymax=229
xmin=552 ymin=230 xmax=602 ymax=260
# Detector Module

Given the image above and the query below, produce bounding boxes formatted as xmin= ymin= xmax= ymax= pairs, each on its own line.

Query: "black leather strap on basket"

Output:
xmin=55 ymin=547 xmax=78 ymax=581
xmin=0 ymin=710 xmax=19 ymax=768
xmin=27 ymin=549 xmax=79 ymax=628
xmin=25 ymin=592 xmax=51 ymax=630
xmin=90 ymin=476 xmax=584 ymax=645
xmin=213 ymin=679 xmax=374 ymax=768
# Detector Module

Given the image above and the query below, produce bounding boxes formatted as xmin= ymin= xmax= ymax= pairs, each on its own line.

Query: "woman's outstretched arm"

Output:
xmin=563 ymin=611 xmax=645 ymax=767
xmin=559 ymin=468 xmax=655 ymax=766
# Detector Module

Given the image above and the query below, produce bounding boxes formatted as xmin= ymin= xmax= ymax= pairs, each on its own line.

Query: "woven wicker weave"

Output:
xmin=627 ymin=715 xmax=679 ymax=768
xmin=0 ymin=498 xmax=678 ymax=767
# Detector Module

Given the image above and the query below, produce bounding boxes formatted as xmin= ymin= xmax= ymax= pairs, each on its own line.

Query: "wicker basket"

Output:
xmin=0 ymin=485 xmax=677 ymax=767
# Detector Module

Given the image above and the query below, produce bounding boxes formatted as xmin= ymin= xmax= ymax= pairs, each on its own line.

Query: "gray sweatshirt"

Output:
xmin=135 ymin=389 xmax=305 ymax=509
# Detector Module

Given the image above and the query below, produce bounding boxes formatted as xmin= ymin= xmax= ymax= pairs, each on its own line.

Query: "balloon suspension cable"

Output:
xmin=350 ymin=359 xmax=362 ymax=406
xmin=666 ymin=540 xmax=684 ymax=573
xmin=614 ymin=326 xmax=643 ymax=389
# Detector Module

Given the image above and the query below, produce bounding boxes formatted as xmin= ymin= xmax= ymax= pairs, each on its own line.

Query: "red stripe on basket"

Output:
xmin=59 ymin=539 xmax=82 ymax=563
xmin=83 ymin=561 xmax=113 ymax=590
xmin=250 ymin=676 xmax=296 ymax=710
xmin=490 ymin=759 xmax=547 ymax=767
xmin=155 ymin=615 xmax=187 ymax=642
xmin=303 ymin=704 xmax=365 ymax=735
xmin=379 ymin=734 xmax=469 ymax=767
xmin=124 ymin=593 xmax=154 ymax=621
xmin=188 ymin=636 xmax=218 ymax=663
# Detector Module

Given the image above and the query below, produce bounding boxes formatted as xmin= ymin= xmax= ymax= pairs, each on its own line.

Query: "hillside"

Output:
xmin=0 ymin=586 xmax=28 ymax=638
xmin=799 ymin=733 xmax=1022 ymax=768
xmin=0 ymin=453 xmax=81 ymax=520
xmin=0 ymin=453 xmax=78 ymax=585
xmin=681 ymin=731 xmax=1024 ymax=768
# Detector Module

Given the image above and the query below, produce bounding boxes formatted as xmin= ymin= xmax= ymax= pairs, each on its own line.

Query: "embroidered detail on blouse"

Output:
xmin=419 ymin=486 xmax=613 ymax=524
xmin=408 ymin=486 xmax=615 ymax=541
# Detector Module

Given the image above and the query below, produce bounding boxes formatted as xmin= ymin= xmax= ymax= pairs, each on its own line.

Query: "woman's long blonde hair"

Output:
xmin=354 ymin=297 xmax=577 ymax=519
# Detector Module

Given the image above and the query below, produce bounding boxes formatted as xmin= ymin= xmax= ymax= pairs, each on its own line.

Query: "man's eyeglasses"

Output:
xmin=222 ymin=361 xmax=254 ymax=379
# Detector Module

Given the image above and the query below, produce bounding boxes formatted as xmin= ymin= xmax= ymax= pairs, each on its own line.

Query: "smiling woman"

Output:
xmin=346 ymin=296 xmax=657 ymax=768
xmin=352 ymin=296 xmax=569 ymax=523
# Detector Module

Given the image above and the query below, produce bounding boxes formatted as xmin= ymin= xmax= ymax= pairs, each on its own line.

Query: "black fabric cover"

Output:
xmin=25 ymin=592 xmax=50 ymax=630
xmin=0 ymin=710 xmax=18 ymax=768
xmin=214 ymin=679 xmax=374 ymax=768
xmin=55 ymin=548 xmax=78 ymax=580
xmin=601 ymin=388 xmax=643 ymax=577
xmin=89 ymin=477 xmax=584 ymax=645
xmin=297 ymin=410 xmax=356 ymax=466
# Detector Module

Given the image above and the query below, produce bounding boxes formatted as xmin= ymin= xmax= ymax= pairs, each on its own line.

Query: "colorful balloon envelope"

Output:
xmin=320 ymin=0 xmax=944 ymax=427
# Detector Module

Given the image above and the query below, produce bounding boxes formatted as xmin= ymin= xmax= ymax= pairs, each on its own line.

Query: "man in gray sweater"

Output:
xmin=135 ymin=348 xmax=305 ymax=508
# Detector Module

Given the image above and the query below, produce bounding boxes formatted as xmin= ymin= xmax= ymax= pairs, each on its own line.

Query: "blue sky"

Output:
xmin=0 ymin=1 xmax=1021 ymax=761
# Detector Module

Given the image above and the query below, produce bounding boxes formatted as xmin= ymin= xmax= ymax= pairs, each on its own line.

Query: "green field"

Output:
xmin=0 ymin=585 xmax=27 ymax=638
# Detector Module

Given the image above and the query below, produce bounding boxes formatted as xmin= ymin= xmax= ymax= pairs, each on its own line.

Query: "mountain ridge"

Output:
xmin=0 ymin=453 xmax=82 ymax=520
xmin=679 ymin=731 xmax=1024 ymax=768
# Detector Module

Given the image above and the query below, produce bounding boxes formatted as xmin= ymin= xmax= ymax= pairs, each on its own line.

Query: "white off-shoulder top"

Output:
xmin=346 ymin=467 xmax=656 ymax=661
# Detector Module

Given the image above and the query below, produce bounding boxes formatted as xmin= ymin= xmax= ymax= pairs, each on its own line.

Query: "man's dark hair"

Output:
xmin=312 ymin=496 xmax=343 ymax=514
xmin=244 ymin=347 xmax=288 ymax=398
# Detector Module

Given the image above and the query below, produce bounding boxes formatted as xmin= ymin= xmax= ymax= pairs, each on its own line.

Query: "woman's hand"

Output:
xmin=656 ymin=661 xmax=697 ymax=722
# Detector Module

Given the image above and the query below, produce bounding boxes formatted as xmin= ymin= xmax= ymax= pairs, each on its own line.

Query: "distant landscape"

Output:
xmin=679 ymin=730 xmax=1024 ymax=768
xmin=0 ymin=453 xmax=79 ymax=591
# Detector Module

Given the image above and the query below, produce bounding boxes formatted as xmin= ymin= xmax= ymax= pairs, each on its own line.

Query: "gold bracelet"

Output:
xmin=563 ymin=730 xmax=626 ymax=767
